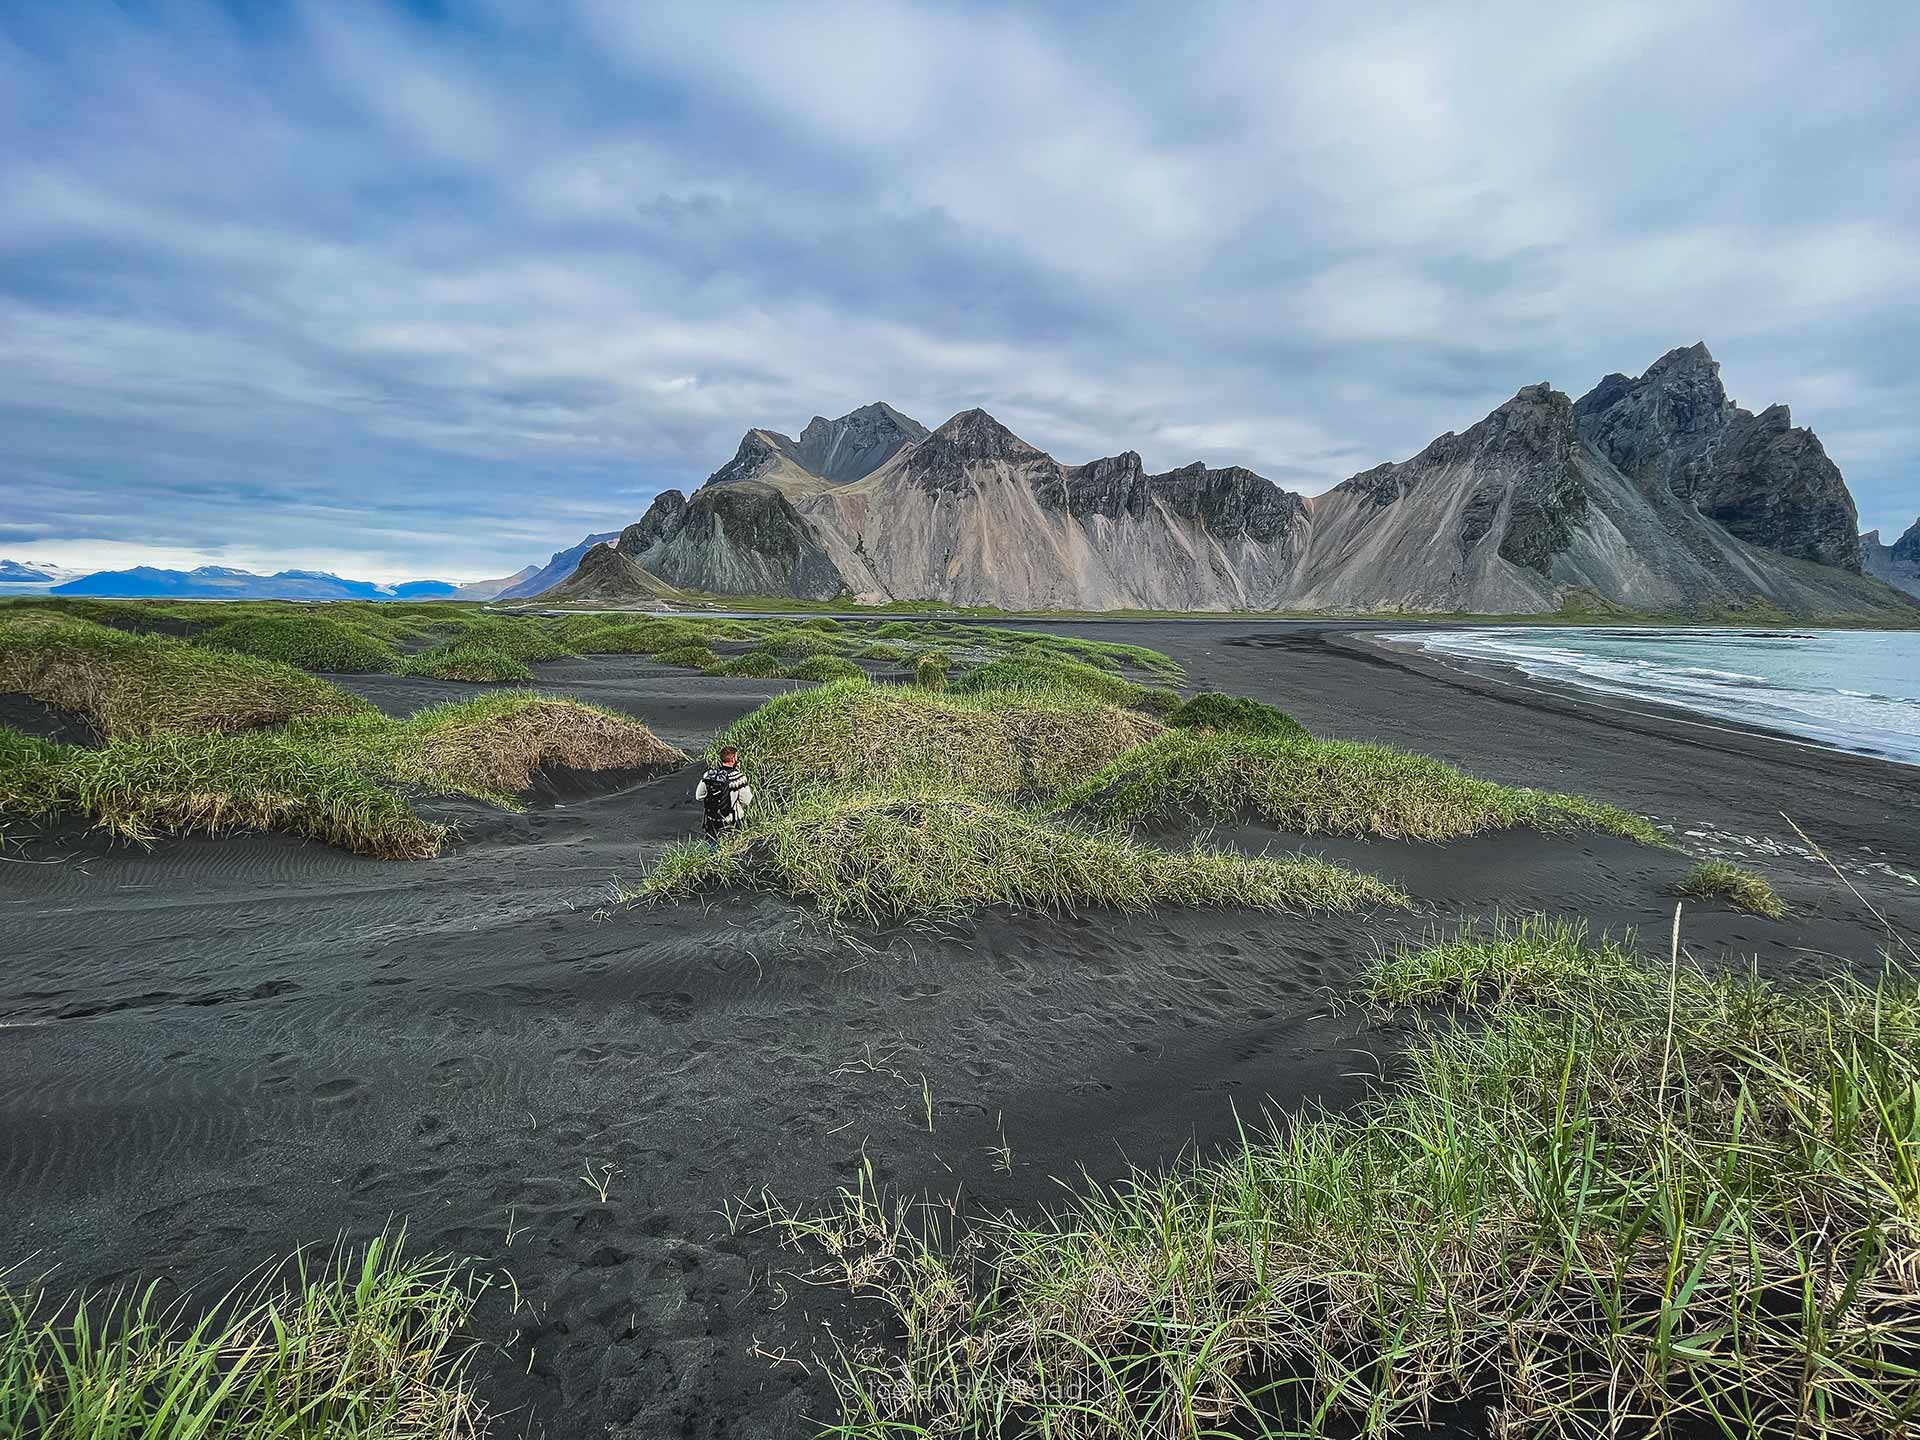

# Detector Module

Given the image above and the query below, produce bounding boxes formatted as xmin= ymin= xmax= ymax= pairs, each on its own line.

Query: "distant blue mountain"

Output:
xmin=495 ymin=532 xmax=622 ymax=600
xmin=51 ymin=566 xmax=460 ymax=601
xmin=388 ymin=579 xmax=460 ymax=599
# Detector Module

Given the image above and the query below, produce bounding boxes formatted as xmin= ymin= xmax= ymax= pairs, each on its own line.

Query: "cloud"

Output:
xmin=0 ymin=0 xmax=1916 ymax=582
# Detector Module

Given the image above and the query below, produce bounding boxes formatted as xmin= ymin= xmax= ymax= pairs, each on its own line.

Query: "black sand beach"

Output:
xmin=4 ymin=622 xmax=1917 ymax=1438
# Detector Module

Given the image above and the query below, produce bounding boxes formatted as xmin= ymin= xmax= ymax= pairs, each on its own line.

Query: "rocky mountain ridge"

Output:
xmin=1861 ymin=518 xmax=1920 ymax=598
xmin=542 ymin=345 xmax=1912 ymax=618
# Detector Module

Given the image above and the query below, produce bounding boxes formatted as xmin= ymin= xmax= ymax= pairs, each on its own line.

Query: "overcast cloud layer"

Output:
xmin=2 ymin=0 xmax=1915 ymax=582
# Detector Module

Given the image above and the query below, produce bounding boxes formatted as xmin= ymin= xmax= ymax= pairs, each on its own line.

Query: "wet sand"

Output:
xmin=3 ymin=630 xmax=1917 ymax=1438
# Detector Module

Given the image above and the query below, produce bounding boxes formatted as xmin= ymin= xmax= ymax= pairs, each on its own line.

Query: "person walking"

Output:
xmin=696 ymin=744 xmax=753 ymax=842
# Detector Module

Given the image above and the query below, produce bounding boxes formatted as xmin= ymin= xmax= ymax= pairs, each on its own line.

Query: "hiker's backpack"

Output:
xmin=702 ymin=767 xmax=734 ymax=824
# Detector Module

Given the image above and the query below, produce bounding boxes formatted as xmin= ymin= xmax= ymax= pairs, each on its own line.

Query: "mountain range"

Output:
xmin=532 ymin=344 xmax=1915 ymax=618
xmin=1 ymin=565 xmax=513 ymax=602
xmin=7 ymin=347 xmax=1911 ymax=618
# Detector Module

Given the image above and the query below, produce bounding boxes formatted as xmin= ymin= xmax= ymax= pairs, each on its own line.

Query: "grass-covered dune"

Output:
xmin=630 ymin=787 xmax=1407 ymax=924
xmin=1 ymin=693 xmax=686 ymax=857
xmin=789 ymin=917 xmax=1920 ymax=1437
xmin=0 ymin=1230 xmax=490 ymax=1439
xmin=715 ymin=677 xmax=1165 ymax=806
xmin=195 ymin=612 xmax=401 ymax=673
xmin=950 ymin=651 xmax=1179 ymax=714
xmin=1056 ymin=725 xmax=1663 ymax=844
xmin=0 ymin=610 xmax=371 ymax=737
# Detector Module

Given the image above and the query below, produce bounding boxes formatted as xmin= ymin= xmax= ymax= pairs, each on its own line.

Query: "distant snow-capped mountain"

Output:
xmin=0 ymin=559 xmax=87 ymax=587
xmin=45 ymin=565 xmax=460 ymax=601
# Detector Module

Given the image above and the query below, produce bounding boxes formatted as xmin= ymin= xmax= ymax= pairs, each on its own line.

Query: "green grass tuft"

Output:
xmin=1055 ymin=727 xmax=1661 ymax=844
xmin=912 ymin=650 xmax=950 ymax=691
xmin=625 ymin=786 xmax=1405 ymax=924
xmin=1167 ymin=690 xmax=1307 ymax=739
xmin=0 ymin=1228 xmax=491 ymax=1439
xmin=1364 ymin=914 xmax=1651 ymax=1009
xmin=784 ymin=654 xmax=866 ymax=683
xmin=196 ymin=613 xmax=399 ymax=673
xmin=653 ymin=643 xmax=720 ymax=671
xmin=755 ymin=628 xmax=840 ymax=658
xmin=952 ymin=652 xmax=1178 ymax=714
xmin=1675 ymin=859 xmax=1788 ymax=918
xmin=400 ymin=643 xmax=534 ymax=683
xmin=787 ymin=920 xmax=1920 ymax=1437
xmin=716 ymin=650 xmax=790 ymax=678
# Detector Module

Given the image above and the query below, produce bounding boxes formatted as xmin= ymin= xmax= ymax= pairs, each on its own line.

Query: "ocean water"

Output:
xmin=1389 ymin=627 xmax=1920 ymax=767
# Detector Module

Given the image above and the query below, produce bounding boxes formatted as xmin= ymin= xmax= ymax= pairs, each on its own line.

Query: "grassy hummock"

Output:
xmin=1056 ymin=726 xmax=1661 ymax=844
xmin=1675 ymin=859 xmax=1788 ymax=919
xmin=0 ymin=1229 xmax=490 ymax=1439
xmin=0 ymin=693 xmax=686 ymax=857
xmin=653 ymin=643 xmax=720 ymax=671
xmin=0 ymin=611 xmax=371 ymax=737
xmin=716 ymin=650 xmax=789 ymax=678
xmin=195 ymin=613 xmax=400 ymax=673
xmin=784 ymin=653 xmax=866 ymax=683
xmin=715 ymin=677 xmax=1163 ymax=806
xmin=400 ymin=642 xmax=535 ymax=683
xmin=784 ymin=917 xmax=1920 ymax=1437
xmin=1167 ymin=689 xmax=1308 ymax=739
xmin=911 ymin=650 xmax=950 ymax=691
xmin=951 ymin=652 xmax=1178 ymax=714
xmin=626 ymin=787 xmax=1406 ymax=924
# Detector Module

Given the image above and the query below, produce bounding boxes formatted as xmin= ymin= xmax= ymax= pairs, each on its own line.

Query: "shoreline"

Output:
xmin=1351 ymin=627 xmax=1920 ymax=773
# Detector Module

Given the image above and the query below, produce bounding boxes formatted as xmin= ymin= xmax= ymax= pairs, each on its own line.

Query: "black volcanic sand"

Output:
xmin=4 ymin=634 xmax=1918 ymax=1438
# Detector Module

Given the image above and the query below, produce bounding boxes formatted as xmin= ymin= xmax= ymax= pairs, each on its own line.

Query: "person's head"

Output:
xmin=718 ymin=745 xmax=739 ymax=767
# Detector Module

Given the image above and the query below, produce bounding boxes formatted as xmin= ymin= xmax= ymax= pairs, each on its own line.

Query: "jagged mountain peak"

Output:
xmin=1646 ymin=339 xmax=1719 ymax=376
xmin=620 ymin=489 xmax=688 ymax=553
xmin=791 ymin=402 xmax=928 ymax=483
xmin=1897 ymin=518 xmax=1920 ymax=560
xmin=930 ymin=408 xmax=1041 ymax=460
xmin=706 ymin=429 xmax=801 ymax=487
xmin=1576 ymin=343 xmax=1856 ymax=570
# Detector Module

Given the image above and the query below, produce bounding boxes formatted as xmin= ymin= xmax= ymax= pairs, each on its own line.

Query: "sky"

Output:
xmin=2 ymin=0 xmax=1916 ymax=583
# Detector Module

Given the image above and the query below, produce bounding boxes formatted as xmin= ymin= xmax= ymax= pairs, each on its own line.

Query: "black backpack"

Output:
xmin=702 ymin=766 xmax=735 ymax=823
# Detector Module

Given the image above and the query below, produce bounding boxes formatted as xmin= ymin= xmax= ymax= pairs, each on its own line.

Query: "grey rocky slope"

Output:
xmin=1861 ymin=519 xmax=1920 ymax=598
xmin=544 ymin=357 xmax=1915 ymax=616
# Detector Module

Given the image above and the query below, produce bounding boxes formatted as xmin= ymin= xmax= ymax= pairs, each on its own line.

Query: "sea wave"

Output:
xmin=1388 ymin=627 xmax=1920 ymax=767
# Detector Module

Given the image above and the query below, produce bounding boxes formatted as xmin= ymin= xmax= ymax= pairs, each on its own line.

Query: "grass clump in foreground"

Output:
xmin=0 ymin=611 xmax=371 ymax=737
xmin=193 ymin=613 xmax=400 ymax=673
xmin=1057 ymin=726 xmax=1661 ymax=844
xmin=626 ymin=787 xmax=1405 ymax=924
xmin=784 ymin=917 xmax=1920 ymax=1438
xmin=0 ymin=694 xmax=686 ymax=857
xmin=912 ymin=650 xmax=949 ymax=691
xmin=1676 ymin=859 xmax=1788 ymax=918
xmin=0 ymin=1228 xmax=491 ymax=1439
xmin=715 ymin=678 xmax=1163 ymax=806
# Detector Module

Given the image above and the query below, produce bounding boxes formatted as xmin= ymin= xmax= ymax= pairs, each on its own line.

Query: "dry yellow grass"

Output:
xmin=414 ymin=697 xmax=687 ymax=794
